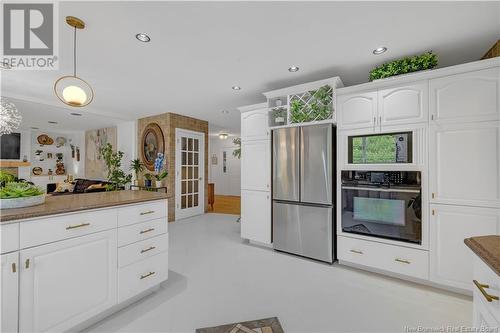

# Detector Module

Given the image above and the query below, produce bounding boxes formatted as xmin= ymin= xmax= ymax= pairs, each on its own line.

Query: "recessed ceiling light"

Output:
xmin=48 ymin=121 xmax=58 ymax=124
xmin=70 ymin=112 xmax=82 ymax=116
xmin=232 ymin=86 xmax=241 ymax=91
xmin=221 ymin=110 xmax=229 ymax=114
xmin=136 ymin=33 xmax=151 ymax=43
xmin=373 ymin=47 xmax=387 ymax=55
xmin=288 ymin=66 xmax=299 ymax=72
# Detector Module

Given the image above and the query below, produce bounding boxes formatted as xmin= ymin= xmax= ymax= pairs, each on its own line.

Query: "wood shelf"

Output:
xmin=0 ymin=161 xmax=31 ymax=167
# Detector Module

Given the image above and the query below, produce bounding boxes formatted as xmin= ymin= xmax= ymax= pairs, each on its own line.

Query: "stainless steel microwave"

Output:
xmin=348 ymin=131 xmax=413 ymax=164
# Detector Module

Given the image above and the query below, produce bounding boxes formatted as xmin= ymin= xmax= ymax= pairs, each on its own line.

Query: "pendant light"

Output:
xmin=0 ymin=97 xmax=22 ymax=135
xmin=54 ymin=16 xmax=94 ymax=107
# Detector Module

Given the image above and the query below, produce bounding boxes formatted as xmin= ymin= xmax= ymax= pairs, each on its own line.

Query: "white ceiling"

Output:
xmin=2 ymin=1 xmax=499 ymax=134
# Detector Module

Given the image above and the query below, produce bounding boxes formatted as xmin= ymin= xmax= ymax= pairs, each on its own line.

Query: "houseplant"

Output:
xmin=290 ymin=85 xmax=333 ymax=123
xmin=369 ymin=51 xmax=438 ymax=81
xmin=0 ymin=181 xmax=45 ymax=209
xmin=99 ymin=143 xmax=132 ymax=191
xmin=154 ymin=153 xmax=166 ymax=187
xmin=129 ymin=159 xmax=145 ymax=188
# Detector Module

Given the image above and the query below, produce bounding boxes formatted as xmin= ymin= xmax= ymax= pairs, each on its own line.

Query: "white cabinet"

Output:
xmin=337 ymin=91 xmax=377 ymax=130
xmin=337 ymin=81 xmax=428 ymax=131
xmin=19 ymin=230 xmax=117 ymax=332
xmin=241 ymin=109 xmax=270 ymax=141
xmin=241 ymin=190 xmax=271 ymax=244
xmin=430 ymin=205 xmax=500 ymax=291
xmin=429 ymin=121 xmax=500 ymax=209
xmin=241 ymin=140 xmax=270 ymax=191
xmin=473 ymin=295 xmax=500 ymax=329
xmin=378 ymin=81 xmax=428 ymax=126
xmin=1 ymin=252 xmax=19 ymax=333
xmin=472 ymin=254 xmax=500 ymax=327
xmin=430 ymin=67 xmax=500 ymax=124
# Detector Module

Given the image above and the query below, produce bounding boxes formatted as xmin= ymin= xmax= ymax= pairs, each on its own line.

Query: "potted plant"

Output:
xmin=0 ymin=181 xmax=45 ymax=209
xmin=154 ymin=153 xmax=166 ymax=188
xmin=154 ymin=170 xmax=168 ymax=188
xmin=129 ymin=159 xmax=144 ymax=188
xmin=99 ymin=143 xmax=132 ymax=191
xmin=369 ymin=51 xmax=438 ymax=81
xmin=144 ymin=173 xmax=153 ymax=188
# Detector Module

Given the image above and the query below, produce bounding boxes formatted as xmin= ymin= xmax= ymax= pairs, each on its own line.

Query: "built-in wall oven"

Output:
xmin=341 ymin=170 xmax=422 ymax=244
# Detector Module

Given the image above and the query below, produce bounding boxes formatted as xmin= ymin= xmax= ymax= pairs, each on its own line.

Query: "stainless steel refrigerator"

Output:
xmin=272 ymin=124 xmax=335 ymax=263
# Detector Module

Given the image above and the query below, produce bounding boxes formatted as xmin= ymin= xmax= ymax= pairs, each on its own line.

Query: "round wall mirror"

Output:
xmin=141 ymin=123 xmax=164 ymax=171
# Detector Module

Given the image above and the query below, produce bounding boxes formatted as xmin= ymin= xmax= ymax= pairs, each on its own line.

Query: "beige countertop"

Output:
xmin=0 ymin=190 xmax=171 ymax=223
xmin=465 ymin=235 xmax=500 ymax=276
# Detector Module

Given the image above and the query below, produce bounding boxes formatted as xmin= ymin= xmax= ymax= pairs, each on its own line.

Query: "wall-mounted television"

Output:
xmin=1 ymin=133 xmax=21 ymax=160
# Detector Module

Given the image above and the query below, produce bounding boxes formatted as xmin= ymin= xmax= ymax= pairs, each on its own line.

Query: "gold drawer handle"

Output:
xmin=350 ymin=249 xmax=363 ymax=255
xmin=25 ymin=259 xmax=30 ymax=269
xmin=66 ymin=223 xmax=90 ymax=230
xmin=12 ymin=263 xmax=16 ymax=273
xmin=140 ymin=246 xmax=156 ymax=254
xmin=473 ymin=280 xmax=499 ymax=302
xmin=395 ymin=258 xmax=411 ymax=264
xmin=139 ymin=228 xmax=155 ymax=234
xmin=140 ymin=271 xmax=156 ymax=280
xmin=140 ymin=210 xmax=155 ymax=216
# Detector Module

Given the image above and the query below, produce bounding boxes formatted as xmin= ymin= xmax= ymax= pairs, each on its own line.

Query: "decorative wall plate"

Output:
xmin=37 ymin=134 xmax=54 ymax=145
xmin=32 ymin=167 xmax=43 ymax=175
xmin=55 ymin=137 xmax=66 ymax=147
xmin=141 ymin=123 xmax=164 ymax=171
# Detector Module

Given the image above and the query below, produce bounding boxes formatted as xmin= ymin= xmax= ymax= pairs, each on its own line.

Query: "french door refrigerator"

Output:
xmin=272 ymin=124 xmax=335 ymax=263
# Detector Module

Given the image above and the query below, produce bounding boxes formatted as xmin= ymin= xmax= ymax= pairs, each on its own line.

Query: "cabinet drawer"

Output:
xmin=20 ymin=209 xmax=117 ymax=249
xmin=1 ymin=223 xmax=19 ymax=254
xmin=118 ymin=218 xmax=167 ymax=247
xmin=473 ymin=256 xmax=500 ymax=321
xmin=338 ymin=236 xmax=429 ymax=280
xmin=117 ymin=200 xmax=167 ymax=227
xmin=118 ymin=251 xmax=168 ymax=302
xmin=118 ymin=233 xmax=168 ymax=268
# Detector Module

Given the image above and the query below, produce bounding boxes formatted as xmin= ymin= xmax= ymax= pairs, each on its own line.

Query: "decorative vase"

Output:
xmin=144 ymin=179 xmax=152 ymax=187
xmin=155 ymin=180 xmax=162 ymax=188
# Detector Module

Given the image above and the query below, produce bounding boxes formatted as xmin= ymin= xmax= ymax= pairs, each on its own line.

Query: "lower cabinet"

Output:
xmin=338 ymin=236 xmax=429 ymax=280
xmin=430 ymin=204 xmax=500 ymax=291
xmin=1 ymin=252 xmax=19 ymax=333
xmin=18 ymin=230 xmax=117 ymax=333
xmin=472 ymin=255 xmax=500 ymax=328
xmin=241 ymin=190 xmax=271 ymax=244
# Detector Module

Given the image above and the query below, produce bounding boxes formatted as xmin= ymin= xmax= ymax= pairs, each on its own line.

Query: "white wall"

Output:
xmin=208 ymin=136 xmax=241 ymax=196
xmin=117 ymin=120 xmax=137 ymax=179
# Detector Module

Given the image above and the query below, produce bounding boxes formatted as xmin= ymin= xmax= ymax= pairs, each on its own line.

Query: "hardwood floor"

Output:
xmin=208 ymin=195 xmax=241 ymax=215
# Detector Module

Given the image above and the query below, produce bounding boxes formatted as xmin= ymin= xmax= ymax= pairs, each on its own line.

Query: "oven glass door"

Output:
xmin=341 ymin=187 xmax=421 ymax=244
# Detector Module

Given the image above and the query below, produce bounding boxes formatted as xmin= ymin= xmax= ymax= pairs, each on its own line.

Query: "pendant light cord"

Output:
xmin=73 ymin=26 xmax=77 ymax=77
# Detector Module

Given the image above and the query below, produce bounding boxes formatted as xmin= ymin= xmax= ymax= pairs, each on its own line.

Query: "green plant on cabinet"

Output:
xmin=289 ymin=85 xmax=333 ymax=124
xmin=369 ymin=51 xmax=438 ymax=81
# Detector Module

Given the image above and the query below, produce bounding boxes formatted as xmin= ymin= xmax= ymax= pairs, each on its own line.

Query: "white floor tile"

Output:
xmin=85 ymin=213 xmax=471 ymax=333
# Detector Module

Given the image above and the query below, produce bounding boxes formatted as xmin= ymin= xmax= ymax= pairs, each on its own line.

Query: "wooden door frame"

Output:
xmin=175 ymin=128 xmax=205 ymax=220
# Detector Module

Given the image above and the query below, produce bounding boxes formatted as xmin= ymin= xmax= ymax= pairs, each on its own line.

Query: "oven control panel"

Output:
xmin=341 ymin=170 xmax=420 ymax=186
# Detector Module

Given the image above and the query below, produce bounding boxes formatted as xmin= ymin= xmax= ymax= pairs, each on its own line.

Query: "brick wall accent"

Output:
xmin=137 ymin=112 xmax=208 ymax=222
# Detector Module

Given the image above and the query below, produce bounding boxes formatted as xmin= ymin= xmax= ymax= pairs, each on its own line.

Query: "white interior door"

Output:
xmin=175 ymin=129 xmax=205 ymax=220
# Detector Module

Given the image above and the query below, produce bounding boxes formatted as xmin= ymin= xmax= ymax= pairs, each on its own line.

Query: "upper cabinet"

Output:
xmin=379 ymin=81 xmax=428 ymax=126
xmin=429 ymin=121 xmax=500 ymax=209
xmin=336 ymin=91 xmax=377 ymax=130
xmin=430 ymin=67 xmax=500 ymax=124
xmin=337 ymin=81 xmax=428 ymax=131
xmin=241 ymin=109 xmax=270 ymax=141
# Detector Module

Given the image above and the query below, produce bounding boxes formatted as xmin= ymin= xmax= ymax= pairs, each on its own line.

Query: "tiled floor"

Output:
xmin=86 ymin=214 xmax=472 ymax=333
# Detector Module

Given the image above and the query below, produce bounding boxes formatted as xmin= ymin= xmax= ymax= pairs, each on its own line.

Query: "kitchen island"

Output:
xmin=0 ymin=190 xmax=170 ymax=333
xmin=465 ymin=236 xmax=500 ymax=329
